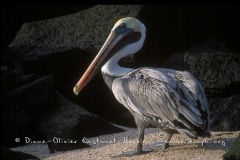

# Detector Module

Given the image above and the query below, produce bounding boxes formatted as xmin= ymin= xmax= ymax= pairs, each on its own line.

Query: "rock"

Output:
xmin=9 ymin=5 xmax=144 ymax=61
xmin=1 ymin=145 xmax=39 ymax=160
xmin=39 ymin=91 xmax=124 ymax=153
xmin=1 ymin=46 xmax=39 ymax=93
xmin=184 ymin=52 xmax=240 ymax=98
xmin=223 ymin=134 xmax=240 ymax=160
xmin=1 ymin=75 xmax=53 ymax=147
xmin=161 ymin=39 xmax=240 ymax=98
xmin=209 ymin=93 xmax=240 ymax=131
xmin=1 ymin=47 xmax=24 ymax=92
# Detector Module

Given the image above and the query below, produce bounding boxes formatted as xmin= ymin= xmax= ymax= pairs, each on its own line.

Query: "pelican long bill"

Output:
xmin=73 ymin=28 xmax=133 ymax=95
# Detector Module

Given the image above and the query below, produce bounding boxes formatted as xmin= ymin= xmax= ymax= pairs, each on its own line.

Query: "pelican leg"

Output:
xmin=162 ymin=133 xmax=173 ymax=149
xmin=123 ymin=127 xmax=151 ymax=155
xmin=136 ymin=127 xmax=144 ymax=154
xmin=113 ymin=127 xmax=151 ymax=158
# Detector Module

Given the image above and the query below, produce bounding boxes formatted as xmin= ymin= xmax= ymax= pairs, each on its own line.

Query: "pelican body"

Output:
xmin=74 ymin=17 xmax=211 ymax=156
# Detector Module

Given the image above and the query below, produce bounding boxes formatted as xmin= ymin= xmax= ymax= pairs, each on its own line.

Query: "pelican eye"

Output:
xmin=114 ymin=23 xmax=131 ymax=35
xmin=118 ymin=23 xmax=127 ymax=28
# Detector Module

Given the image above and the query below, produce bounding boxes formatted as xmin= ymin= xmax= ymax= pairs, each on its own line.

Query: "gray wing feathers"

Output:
xmin=112 ymin=68 xmax=209 ymax=134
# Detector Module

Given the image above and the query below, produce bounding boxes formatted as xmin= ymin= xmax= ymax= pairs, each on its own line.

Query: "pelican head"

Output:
xmin=73 ymin=17 xmax=146 ymax=95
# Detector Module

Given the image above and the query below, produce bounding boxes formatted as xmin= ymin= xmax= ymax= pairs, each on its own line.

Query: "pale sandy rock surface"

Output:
xmin=12 ymin=127 xmax=239 ymax=160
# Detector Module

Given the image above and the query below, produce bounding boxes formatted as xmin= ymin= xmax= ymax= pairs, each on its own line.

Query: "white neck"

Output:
xmin=101 ymin=26 xmax=146 ymax=77
xmin=101 ymin=53 xmax=132 ymax=77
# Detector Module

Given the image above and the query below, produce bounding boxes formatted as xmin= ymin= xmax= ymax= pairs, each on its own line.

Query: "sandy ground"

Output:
xmin=11 ymin=126 xmax=240 ymax=160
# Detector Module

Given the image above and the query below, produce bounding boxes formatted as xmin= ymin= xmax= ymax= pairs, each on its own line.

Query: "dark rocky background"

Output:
xmin=1 ymin=5 xmax=240 ymax=159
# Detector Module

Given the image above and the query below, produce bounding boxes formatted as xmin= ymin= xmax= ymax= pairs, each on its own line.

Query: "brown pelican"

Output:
xmin=73 ymin=17 xmax=211 ymax=156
